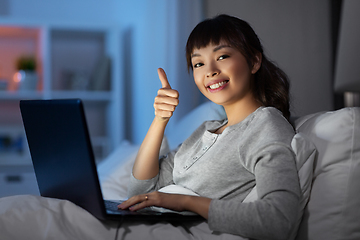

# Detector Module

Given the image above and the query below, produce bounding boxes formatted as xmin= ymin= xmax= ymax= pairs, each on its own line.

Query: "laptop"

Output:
xmin=20 ymin=99 xmax=203 ymax=222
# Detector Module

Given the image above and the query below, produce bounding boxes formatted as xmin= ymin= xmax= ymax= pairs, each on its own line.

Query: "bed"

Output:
xmin=0 ymin=102 xmax=359 ymax=240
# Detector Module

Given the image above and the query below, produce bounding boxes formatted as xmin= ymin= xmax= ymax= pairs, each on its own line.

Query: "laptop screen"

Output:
xmin=20 ymin=99 xmax=106 ymax=219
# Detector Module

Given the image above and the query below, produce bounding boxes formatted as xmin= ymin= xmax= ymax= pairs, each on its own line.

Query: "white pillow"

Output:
xmin=98 ymin=138 xmax=171 ymax=200
xmin=97 ymin=141 xmax=139 ymax=200
xmin=290 ymin=133 xmax=316 ymax=240
xmin=294 ymin=107 xmax=360 ymax=240
xmin=166 ymin=101 xmax=226 ymax=150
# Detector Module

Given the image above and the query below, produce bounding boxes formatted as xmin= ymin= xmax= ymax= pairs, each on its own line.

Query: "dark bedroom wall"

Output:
xmin=204 ymin=0 xmax=334 ymax=117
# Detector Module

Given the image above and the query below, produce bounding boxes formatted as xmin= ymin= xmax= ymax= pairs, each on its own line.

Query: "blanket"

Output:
xmin=0 ymin=195 xmax=247 ymax=240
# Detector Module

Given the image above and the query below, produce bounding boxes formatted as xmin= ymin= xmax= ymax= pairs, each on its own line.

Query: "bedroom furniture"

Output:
xmin=0 ymin=24 xmax=123 ymax=167
xmin=0 ymin=165 xmax=38 ymax=198
xmin=334 ymin=1 xmax=360 ymax=107
xmin=0 ymin=24 xmax=124 ymax=197
xmin=334 ymin=1 xmax=360 ymax=93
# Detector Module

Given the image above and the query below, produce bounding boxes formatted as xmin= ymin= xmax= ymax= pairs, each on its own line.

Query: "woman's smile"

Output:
xmin=191 ymin=42 xmax=257 ymax=107
xmin=207 ymin=80 xmax=229 ymax=92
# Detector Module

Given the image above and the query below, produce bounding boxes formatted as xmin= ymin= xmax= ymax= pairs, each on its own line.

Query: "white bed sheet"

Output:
xmin=0 ymin=140 xmax=247 ymax=240
xmin=0 ymin=195 xmax=247 ymax=240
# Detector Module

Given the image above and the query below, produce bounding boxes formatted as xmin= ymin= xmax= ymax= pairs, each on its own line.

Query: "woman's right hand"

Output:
xmin=132 ymin=68 xmax=179 ymax=180
xmin=154 ymin=68 xmax=179 ymax=121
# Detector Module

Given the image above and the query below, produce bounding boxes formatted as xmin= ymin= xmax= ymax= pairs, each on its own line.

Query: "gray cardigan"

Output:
xmin=128 ymin=107 xmax=300 ymax=240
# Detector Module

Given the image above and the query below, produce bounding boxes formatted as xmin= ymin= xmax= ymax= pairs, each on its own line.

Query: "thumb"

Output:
xmin=157 ymin=68 xmax=171 ymax=89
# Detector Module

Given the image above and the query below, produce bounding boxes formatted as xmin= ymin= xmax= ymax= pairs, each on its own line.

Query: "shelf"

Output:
xmin=50 ymin=90 xmax=112 ymax=101
xmin=0 ymin=90 xmax=43 ymax=100
xmin=0 ymin=26 xmax=42 ymax=91
xmin=50 ymin=29 xmax=109 ymax=92
xmin=0 ymin=136 xmax=109 ymax=166
xmin=0 ymin=3 xmax=126 ymax=198
xmin=0 ymin=26 xmax=40 ymax=38
xmin=0 ymin=24 xmax=122 ymax=167
xmin=0 ymin=90 xmax=112 ymax=101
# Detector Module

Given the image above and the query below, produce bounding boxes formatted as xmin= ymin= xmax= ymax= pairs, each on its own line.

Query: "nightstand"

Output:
xmin=0 ymin=165 xmax=39 ymax=198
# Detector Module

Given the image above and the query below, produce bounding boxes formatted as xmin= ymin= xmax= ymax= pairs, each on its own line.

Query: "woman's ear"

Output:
xmin=251 ymin=53 xmax=262 ymax=74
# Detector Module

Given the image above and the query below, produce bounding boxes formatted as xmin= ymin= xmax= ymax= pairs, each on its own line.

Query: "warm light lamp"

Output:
xmin=334 ymin=0 xmax=360 ymax=107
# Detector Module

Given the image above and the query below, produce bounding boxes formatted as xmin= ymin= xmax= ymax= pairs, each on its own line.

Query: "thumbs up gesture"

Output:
xmin=154 ymin=68 xmax=179 ymax=121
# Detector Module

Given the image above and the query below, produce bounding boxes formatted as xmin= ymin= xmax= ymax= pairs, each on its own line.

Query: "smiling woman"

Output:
xmin=120 ymin=14 xmax=302 ymax=240
xmin=186 ymin=14 xmax=290 ymax=121
xmin=190 ymin=43 xmax=261 ymax=123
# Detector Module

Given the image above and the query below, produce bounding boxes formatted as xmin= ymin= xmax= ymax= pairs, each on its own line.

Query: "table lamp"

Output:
xmin=334 ymin=0 xmax=360 ymax=107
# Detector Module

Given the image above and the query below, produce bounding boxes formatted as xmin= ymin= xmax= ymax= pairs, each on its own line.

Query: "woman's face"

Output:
xmin=191 ymin=42 xmax=260 ymax=107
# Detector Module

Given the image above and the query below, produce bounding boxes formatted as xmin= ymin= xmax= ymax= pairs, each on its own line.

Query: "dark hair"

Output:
xmin=186 ymin=14 xmax=291 ymax=120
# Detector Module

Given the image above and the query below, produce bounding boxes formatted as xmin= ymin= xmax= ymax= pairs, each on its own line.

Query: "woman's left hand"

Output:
xmin=118 ymin=191 xmax=190 ymax=212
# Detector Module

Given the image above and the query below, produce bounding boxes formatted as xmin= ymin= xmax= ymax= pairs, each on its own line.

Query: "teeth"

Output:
xmin=209 ymin=81 xmax=226 ymax=89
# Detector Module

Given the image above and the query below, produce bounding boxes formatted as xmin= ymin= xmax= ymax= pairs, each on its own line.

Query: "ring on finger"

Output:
xmin=145 ymin=195 xmax=149 ymax=201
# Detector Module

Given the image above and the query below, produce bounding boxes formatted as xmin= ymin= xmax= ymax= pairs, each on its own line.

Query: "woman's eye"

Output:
xmin=193 ymin=62 xmax=204 ymax=68
xmin=218 ymin=55 xmax=229 ymax=60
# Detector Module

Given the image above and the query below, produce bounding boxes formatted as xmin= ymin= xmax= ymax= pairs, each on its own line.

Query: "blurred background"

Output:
xmin=0 ymin=0 xmax=358 ymax=196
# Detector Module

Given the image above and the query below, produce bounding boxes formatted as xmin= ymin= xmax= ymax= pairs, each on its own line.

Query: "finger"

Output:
xmin=154 ymin=95 xmax=179 ymax=106
xmin=129 ymin=200 xmax=151 ymax=211
xmin=128 ymin=193 xmax=159 ymax=212
xmin=157 ymin=88 xmax=179 ymax=98
xmin=158 ymin=68 xmax=171 ymax=89
xmin=118 ymin=194 xmax=150 ymax=210
xmin=154 ymin=103 xmax=176 ymax=112
xmin=154 ymin=95 xmax=178 ymax=119
xmin=118 ymin=196 xmax=141 ymax=209
xmin=117 ymin=200 xmax=131 ymax=210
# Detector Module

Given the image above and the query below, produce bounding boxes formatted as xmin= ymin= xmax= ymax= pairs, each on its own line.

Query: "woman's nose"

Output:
xmin=206 ymin=65 xmax=220 ymax=78
xmin=207 ymin=72 xmax=218 ymax=78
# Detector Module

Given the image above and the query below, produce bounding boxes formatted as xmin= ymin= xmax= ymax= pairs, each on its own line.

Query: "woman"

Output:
xmin=119 ymin=14 xmax=300 ymax=240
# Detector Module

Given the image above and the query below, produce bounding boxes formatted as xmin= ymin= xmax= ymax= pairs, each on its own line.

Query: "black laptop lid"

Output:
xmin=20 ymin=99 xmax=106 ymax=219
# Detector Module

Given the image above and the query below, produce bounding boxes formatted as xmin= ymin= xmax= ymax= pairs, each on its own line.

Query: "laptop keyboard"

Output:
xmin=104 ymin=200 xmax=157 ymax=215
xmin=104 ymin=200 xmax=124 ymax=212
